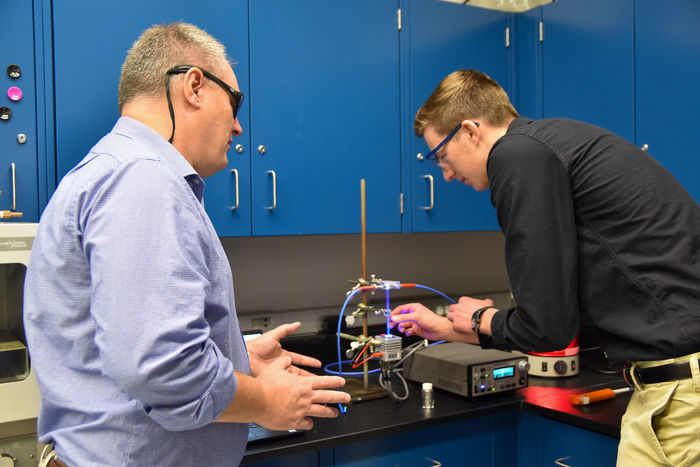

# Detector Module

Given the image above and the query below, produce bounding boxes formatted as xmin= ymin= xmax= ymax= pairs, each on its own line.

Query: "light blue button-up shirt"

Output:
xmin=24 ymin=117 xmax=249 ymax=466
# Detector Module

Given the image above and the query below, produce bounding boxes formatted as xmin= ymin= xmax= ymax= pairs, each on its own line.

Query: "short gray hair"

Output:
xmin=118 ymin=23 xmax=230 ymax=112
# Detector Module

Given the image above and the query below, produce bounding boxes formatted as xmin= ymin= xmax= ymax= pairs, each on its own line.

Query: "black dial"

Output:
xmin=554 ymin=360 xmax=568 ymax=375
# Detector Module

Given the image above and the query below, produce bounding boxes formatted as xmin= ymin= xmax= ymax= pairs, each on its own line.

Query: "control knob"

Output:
xmin=554 ymin=360 xmax=568 ymax=375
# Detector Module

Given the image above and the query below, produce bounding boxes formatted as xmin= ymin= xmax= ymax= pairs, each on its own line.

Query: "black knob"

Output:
xmin=554 ymin=360 xmax=568 ymax=375
xmin=0 ymin=107 xmax=12 ymax=121
xmin=7 ymin=64 xmax=21 ymax=79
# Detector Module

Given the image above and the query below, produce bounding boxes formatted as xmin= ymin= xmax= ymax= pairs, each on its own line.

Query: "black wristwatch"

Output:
xmin=471 ymin=306 xmax=494 ymax=333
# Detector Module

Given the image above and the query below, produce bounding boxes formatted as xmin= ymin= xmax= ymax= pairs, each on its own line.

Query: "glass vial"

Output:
xmin=421 ymin=382 xmax=435 ymax=409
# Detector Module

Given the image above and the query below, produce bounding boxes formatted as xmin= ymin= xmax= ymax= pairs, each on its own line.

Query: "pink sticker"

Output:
xmin=8 ymin=86 xmax=22 ymax=102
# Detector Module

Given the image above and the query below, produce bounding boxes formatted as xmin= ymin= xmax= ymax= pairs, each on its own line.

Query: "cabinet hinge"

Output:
xmin=505 ymin=26 xmax=510 ymax=48
xmin=397 ymin=8 xmax=402 ymax=31
xmin=399 ymin=193 xmax=404 ymax=215
xmin=539 ymin=20 xmax=544 ymax=42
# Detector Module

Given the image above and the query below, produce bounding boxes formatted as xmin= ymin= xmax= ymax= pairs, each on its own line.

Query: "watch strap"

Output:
xmin=471 ymin=306 xmax=494 ymax=333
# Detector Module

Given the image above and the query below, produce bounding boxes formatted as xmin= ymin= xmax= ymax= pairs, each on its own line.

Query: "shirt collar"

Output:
xmin=111 ymin=117 xmax=205 ymax=202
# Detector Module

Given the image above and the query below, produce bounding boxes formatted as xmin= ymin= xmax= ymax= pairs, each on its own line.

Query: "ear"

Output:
xmin=182 ymin=68 xmax=206 ymax=109
xmin=461 ymin=120 xmax=481 ymax=143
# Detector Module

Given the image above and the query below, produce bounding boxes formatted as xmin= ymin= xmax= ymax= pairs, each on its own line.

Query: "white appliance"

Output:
xmin=527 ymin=337 xmax=580 ymax=378
xmin=0 ymin=223 xmax=40 ymax=430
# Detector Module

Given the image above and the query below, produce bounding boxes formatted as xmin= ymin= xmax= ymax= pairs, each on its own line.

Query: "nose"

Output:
xmin=442 ymin=166 xmax=454 ymax=182
xmin=232 ymin=117 xmax=243 ymax=137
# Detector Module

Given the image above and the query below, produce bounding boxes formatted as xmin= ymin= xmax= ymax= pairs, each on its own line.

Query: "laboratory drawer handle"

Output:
xmin=554 ymin=457 xmax=572 ymax=467
xmin=266 ymin=170 xmax=277 ymax=210
xmin=640 ymin=144 xmax=649 ymax=152
xmin=11 ymin=162 xmax=16 ymax=211
xmin=230 ymin=169 xmax=239 ymax=211
xmin=235 ymin=144 xmax=244 ymax=154
xmin=421 ymin=174 xmax=434 ymax=211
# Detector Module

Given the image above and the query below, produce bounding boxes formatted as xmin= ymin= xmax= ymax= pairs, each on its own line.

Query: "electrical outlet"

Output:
xmin=251 ymin=317 xmax=272 ymax=330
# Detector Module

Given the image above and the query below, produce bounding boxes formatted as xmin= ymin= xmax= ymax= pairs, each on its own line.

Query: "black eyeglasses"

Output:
xmin=165 ymin=64 xmax=244 ymax=143
xmin=424 ymin=121 xmax=479 ymax=168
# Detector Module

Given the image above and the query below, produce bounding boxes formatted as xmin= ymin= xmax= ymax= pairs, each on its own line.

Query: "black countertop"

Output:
xmin=519 ymin=367 xmax=630 ymax=438
xmin=242 ymin=343 xmax=631 ymax=465
xmin=242 ymin=376 xmax=522 ymax=465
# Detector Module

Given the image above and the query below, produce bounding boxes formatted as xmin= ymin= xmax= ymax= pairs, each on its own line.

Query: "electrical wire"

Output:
xmin=379 ymin=369 xmax=409 ymax=401
xmin=328 ymin=281 xmax=457 ymax=410
xmin=324 ymin=360 xmax=380 ymax=376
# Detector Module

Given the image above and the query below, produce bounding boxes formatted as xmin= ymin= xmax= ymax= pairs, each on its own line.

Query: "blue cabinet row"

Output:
xmin=0 ymin=0 xmax=697 ymax=232
xmin=3 ymin=0 xmax=509 ymax=234
xmin=247 ymin=411 xmax=619 ymax=467
xmin=250 ymin=411 xmax=520 ymax=467
xmin=512 ymin=0 xmax=699 ymax=202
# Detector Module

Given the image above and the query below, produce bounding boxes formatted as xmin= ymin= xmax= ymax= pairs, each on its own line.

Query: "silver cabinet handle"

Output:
xmin=11 ymin=162 xmax=16 ymax=211
xmin=641 ymin=144 xmax=649 ymax=152
xmin=266 ymin=170 xmax=277 ymax=210
xmin=421 ymin=174 xmax=434 ymax=210
xmin=230 ymin=169 xmax=239 ymax=211
xmin=258 ymin=145 xmax=266 ymax=155
xmin=555 ymin=457 xmax=572 ymax=467
xmin=235 ymin=144 xmax=244 ymax=154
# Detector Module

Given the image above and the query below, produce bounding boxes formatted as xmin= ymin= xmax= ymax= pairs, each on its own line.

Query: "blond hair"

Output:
xmin=118 ymin=23 xmax=230 ymax=112
xmin=414 ymin=69 xmax=518 ymax=137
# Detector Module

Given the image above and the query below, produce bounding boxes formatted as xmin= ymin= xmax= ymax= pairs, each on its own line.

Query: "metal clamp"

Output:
xmin=266 ymin=170 xmax=277 ymax=210
xmin=421 ymin=174 xmax=434 ymax=210
xmin=230 ymin=169 xmax=239 ymax=211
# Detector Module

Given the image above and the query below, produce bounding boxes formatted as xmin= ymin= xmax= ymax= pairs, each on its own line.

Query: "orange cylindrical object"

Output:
xmin=569 ymin=388 xmax=616 ymax=405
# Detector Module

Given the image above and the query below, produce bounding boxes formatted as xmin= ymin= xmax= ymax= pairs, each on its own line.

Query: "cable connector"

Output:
xmin=378 ymin=280 xmax=401 ymax=290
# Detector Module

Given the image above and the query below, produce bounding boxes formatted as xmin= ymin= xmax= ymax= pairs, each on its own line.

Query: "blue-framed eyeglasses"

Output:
xmin=424 ymin=121 xmax=479 ymax=168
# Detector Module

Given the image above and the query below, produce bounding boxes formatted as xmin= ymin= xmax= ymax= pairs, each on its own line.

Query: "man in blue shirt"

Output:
xmin=24 ymin=23 xmax=350 ymax=466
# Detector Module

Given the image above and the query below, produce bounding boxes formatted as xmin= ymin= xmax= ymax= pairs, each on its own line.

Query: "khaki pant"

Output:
xmin=617 ymin=353 xmax=700 ymax=467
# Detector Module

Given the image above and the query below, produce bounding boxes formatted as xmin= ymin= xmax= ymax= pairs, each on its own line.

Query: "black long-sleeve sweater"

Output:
xmin=487 ymin=117 xmax=700 ymax=363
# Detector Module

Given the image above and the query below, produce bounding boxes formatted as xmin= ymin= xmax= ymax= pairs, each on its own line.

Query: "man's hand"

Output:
xmin=247 ymin=322 xmax=320 ymax=377
xmin=446 ymin=296 xmax=497 ymax=334
xmin=255 ymin=357 xmax=351 ymax=431
xmin=389 ymin=303 xmax=476 ymax=343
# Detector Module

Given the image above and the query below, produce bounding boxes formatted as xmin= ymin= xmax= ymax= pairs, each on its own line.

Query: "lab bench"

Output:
xmin=242 ymin=354 xmax=629 ymax=467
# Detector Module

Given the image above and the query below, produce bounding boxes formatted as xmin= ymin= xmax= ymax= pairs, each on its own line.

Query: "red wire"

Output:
xmin=353 ymin=341 xmax=372 ymax=365
xmin=352 ymin=352 xmax=383 ymax=368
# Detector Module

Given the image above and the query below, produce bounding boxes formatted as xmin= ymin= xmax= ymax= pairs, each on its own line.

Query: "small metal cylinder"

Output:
xmin=421 ymin=382 xmax=434 ymax=409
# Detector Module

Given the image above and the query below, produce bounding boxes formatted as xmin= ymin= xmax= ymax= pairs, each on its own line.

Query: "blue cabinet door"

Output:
xmin=249 ymin=0 xmax=401 ymax=235
xmin=540 ymin=0 xmax=634 ymax=143
xmin=635 ymin=0 xmax=700 ymax=202
xmin=402 ymin=0 xmax=506 ymax=233
xmin=246 ymin=450 xmax=320 ymax=467
xmin=518 ymin=412 xmax=618 ymax=467
xmin=334 ymin=412 xmax=518 ymax=467
xmin=0 ymin=0 xmax=41 ymax=222
xmin=511 ymin=7 xmax=542 ymax=120
xmin=51 ymin=0 xmax=252 ymax=235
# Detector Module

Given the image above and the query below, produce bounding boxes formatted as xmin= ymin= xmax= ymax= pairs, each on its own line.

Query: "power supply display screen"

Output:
xmin=493 ymin=366 xmax=515 ymax=379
